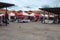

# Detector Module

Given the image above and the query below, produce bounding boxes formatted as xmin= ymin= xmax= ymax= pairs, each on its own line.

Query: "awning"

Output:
xmin=0 ymin=2 xmax=14 ymax=8
xmin=39 ymin=7 xmax=60 ymax=14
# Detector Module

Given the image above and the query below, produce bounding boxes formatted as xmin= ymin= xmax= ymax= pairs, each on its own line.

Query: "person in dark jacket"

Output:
xmin=4 ymin=13 xmax=9 ymax=25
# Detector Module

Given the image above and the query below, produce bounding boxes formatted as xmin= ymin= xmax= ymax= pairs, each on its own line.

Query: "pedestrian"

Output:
xmin=4 ymin=13 xmax=9 ymax=25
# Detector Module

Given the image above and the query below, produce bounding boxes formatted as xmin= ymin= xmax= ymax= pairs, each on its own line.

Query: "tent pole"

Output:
xmin=5 ymin=7 xmax=8 ymax=26
xmin=43 ymin=11 xmax=45 ymax=23
xmin=6 ymin=7 xmax=7 ymax=13
xmin=48 ymin=12 xmax=49 ymax=23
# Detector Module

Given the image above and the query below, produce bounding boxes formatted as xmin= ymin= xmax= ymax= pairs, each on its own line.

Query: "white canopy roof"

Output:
xmin=29 ymin=13 xmax=35 ymax=16
xmin=9 ymin=13 xmax=15 ymax=16
xmin=23 ymin=12 xmax=35 ymax=16
xmin=50 ymin=15 xmax=54 ymax=17
xmin=23 ymin=12 xmax=29 ymax=16
xmin=41 ymin=14 xmax=48 ymax=17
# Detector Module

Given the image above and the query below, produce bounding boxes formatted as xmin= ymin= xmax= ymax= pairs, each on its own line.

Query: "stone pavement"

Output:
xmin=0 ymin=22 xmax=60 ymax=40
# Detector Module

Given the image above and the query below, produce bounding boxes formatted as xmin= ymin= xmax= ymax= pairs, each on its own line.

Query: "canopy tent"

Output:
xmin=39 ymin=7 xmax=60 ymax=24
xmin=29 ymin=13 xmax=35 ymax=16
xmin=16 ymin=12 xmax=23 ymax=16
xmin=23 ymin=12 xmax=29 ymax=16
xmin=0 ymin=2 xmax=14 ymax=8
xmin=39 ymin=7 xmax=60 ymax=14
xmin=9 ymin=13 xmax=15 ymax=16
xmin=2 ymin=14 xmax=5 ymax=16
xmin=16 ymin=12 xmax=35 ymax=16
xmin=16 ymin=13 xmax=23 ymax=16
xmin=35 ymin=13 xmax=42 ymax=17
xmin=21 ymin=8 xmax=39 ymax=11
xmin=41 ymin=14 xmax=48 ymax=17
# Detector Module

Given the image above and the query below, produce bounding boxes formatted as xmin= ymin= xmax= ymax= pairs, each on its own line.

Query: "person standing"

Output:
xmin=4 ymin=13 xmax=9 ymax=25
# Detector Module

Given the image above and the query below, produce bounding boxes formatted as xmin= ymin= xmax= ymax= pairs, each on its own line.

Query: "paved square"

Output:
xmin=0 ymin=22 xmax=60 ymax=40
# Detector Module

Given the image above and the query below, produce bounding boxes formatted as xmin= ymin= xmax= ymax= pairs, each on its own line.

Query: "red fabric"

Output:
xmin=35 ymin=14 xmax=40 ymax=17
xmin=2 ymin=14 xmax=5 ymax=16
xmin=35 ymin=14 xmax=42 ymax=17
xmin=22 ymin=16 xmax=25 ymax=19
xmin=16 ymin=13 xmax=23 ymax=16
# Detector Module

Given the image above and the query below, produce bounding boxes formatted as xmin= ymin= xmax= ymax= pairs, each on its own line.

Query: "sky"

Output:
xmin=0 ymin=0 xmax=60 ymax=11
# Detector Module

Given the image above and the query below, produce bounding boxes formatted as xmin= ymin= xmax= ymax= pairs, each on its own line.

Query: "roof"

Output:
xmin=0 ymin=2 xmax=14 ymax=8
xmin=39 ymin=7 xmax=60 ymax=14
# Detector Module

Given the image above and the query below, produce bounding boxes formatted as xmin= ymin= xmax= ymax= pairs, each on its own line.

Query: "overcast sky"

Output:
xmin=0 ymin=0 xmax=60 ymax=11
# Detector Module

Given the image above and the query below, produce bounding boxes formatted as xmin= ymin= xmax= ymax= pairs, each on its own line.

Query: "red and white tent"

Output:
xmin=22 ymin=12 xmax=29 ymax=16
xmin=40 ymin=14 xmax=48 ymax=17
xmin=2 ymin=14 xmax=5 ymax=16
xmin=29 ymin=13 xmax=35 ymax=16
xmin=0 ymin=13 xmax=5 ymax=16
xmin=9 ymin=13 xmax=15 ymax=16
xmin=35 ymin=13 xmax=42 ymax=17
xmin=16 ymin=12 xmax=23 ymax=16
